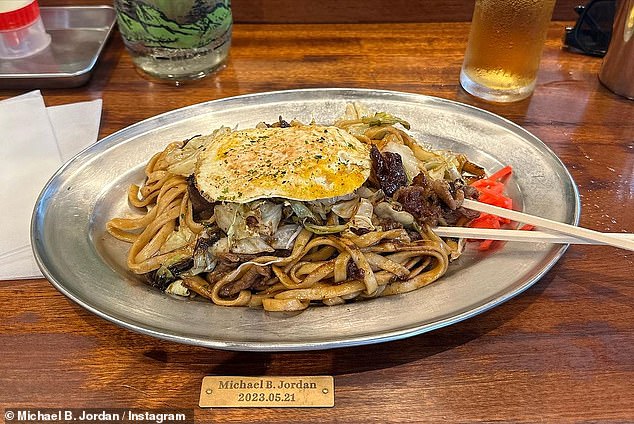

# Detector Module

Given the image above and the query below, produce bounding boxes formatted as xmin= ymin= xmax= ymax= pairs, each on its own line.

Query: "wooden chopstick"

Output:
xmin=433 ymin=226 xmax=634 ymax=245
xmin=461 ymin=199 xmax=634 ymax=251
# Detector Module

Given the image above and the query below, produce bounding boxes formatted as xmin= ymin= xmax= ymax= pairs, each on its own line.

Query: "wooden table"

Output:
xmin=1 ymin=18 xmax=633 ymax=423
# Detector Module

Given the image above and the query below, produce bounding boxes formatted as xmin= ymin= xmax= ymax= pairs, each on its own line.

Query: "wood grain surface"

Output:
xmin=1 ymin=15 xmax=633 ymax=424
xmin=38 ymin=0 xmax=582 ymax=22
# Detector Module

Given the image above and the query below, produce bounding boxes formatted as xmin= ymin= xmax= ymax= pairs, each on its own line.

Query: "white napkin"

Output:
xmin=49 ymin=100 xmax=103 ymax=162
xmin=0 ymin=90 xmax=102 ymax=280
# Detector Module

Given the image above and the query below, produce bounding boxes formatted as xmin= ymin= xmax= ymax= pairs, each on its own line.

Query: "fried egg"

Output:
xmin=195 ymin=125 xmax=371 ymax=203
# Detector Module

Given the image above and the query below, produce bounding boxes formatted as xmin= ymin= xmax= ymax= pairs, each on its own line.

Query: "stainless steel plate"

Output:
xmin=0 ymin=6 xmax=116 ymax=89
xmin=32 ymin=88 xmax=579 ymax=351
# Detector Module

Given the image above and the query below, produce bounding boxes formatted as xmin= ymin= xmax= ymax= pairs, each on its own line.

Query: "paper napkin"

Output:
xmin=0 ymin=91 xmax=102 ymax=280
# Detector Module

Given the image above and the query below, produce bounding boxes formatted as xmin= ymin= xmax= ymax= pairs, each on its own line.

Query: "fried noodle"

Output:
xmin=106 ymin=105 xmax=483 ymax=312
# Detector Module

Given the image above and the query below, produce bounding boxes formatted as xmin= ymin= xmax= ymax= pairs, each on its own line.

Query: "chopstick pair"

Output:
xmin=434 ymin=199 xmax=634 ymax=251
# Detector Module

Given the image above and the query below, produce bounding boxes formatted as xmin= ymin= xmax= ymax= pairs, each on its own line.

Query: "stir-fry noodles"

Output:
xmin=107 ymin=104 xmax=485 ymax=312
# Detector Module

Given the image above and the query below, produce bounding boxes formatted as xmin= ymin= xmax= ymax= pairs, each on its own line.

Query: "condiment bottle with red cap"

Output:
xmin=0 ymin=0 xmax=51 ymax=59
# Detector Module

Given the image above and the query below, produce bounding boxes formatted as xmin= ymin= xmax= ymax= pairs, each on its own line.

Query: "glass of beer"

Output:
xmin=460 ymin=0 xmax=556 ymax=102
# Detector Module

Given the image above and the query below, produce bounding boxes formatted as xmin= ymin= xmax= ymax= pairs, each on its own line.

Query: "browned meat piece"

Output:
xmin=187 ymin=175 xmax=215 ymax=219
xmin=346 ymin=260 xmax=365 ymax=281
xmin=394 ymin=185 xmax=443 ymax=226
xmin=462 ymin=183 xmax=480 ymax=200
xmin=370 ymin=145 xmax=408 ymax=197
xmin=395 ymin=171 xmax=481 ymax=226
xmin=350 ymin=227 xmax=372 ymax=236
xmin=440 ymin=206 xmax=480 ymax=226
xmin=432 ymin=179 xmax=458 ymax=210
xmin=411 ymin=172 xmax=431 ymax=189
xmin=438 ymin=179 xmax=480 ymax=225
xmin=219 ymin=266 xmax=272 ymax=297
xmin=375 ymin=217 xmax=404 ymax=231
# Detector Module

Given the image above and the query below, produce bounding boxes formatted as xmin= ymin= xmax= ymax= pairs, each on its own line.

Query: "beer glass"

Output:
xmin=114 ymin=0 xmax=232 ymax=82
xmin=460 ymin=0 xmax=557 ymax=102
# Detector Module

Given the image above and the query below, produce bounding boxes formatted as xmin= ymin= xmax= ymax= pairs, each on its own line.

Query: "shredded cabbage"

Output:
xmin=214 ymin=201 xmax=284 ymax=254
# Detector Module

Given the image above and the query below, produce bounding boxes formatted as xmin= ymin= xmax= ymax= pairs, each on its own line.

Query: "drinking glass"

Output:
xmin=114 ymin=0 xmax=232 ymax=82
xmin=460 ymin=0 xmax=556 ymax=102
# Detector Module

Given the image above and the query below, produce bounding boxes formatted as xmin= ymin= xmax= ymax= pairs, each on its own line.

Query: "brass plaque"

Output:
xmin=199 ymin=376 xmax=334 ymax=408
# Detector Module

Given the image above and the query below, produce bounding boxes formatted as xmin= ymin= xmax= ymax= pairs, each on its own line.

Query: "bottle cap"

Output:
xmin=0 ymin=1 xmax=40 ymax=31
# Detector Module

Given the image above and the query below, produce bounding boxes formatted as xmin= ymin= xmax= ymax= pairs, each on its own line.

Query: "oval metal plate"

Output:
xmin=32 ymin=88 xmax=579 ymax=351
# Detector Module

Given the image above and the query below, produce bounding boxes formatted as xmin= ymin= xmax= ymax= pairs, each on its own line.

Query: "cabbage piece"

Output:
xmin=160 ymin=224 xmax=195 ymax=253
xmin=232 ymin=236 xmax=275 ymax=254
xmin=331 ymin=198 xmax=360 ymax=219
xmin=304 ymin=223 xmax=349 ymax=235
xmin=214 ymin=203 xmax=254 ymax=250
xmin=361 ymin=112 xmax=411 ymax=130
xmin=214 ymin=203 xmax=241 ymax=235
xmin=212 ymin=237 xmax=230 ymax=257
xmin=166 ymin=127 xmax=231 ymax=176
xmin=306 ymin=193 xmax=357 ymax=219
xmin=164 ymin=135 xmax=205 ymax=176
xmin=165 ymin=280 xmax=190 ymax=297
xmin=189 ymin=245 xmax=216 ymax=275
xmin=256 ymin=201 xmax=282 ymax=235
xmin=303 ymin=197 xmax=375 ymax=234
xmin=356 ymin=187 xmax=385 ymax=205
xmin=289 ymin=201 xmax=321 ymax=223
xmin=335 ymin=106 xmax=410 ymax=137
xmin=448 ymin=238 xmax=466 ymax=261
xmin=216 ymin=201 xmax=281 ymax=238
xmin=374 ymin=202 xmax=415 ymax=226
xmin=215 ymin=201 xmax=284 ymax=254
xmin=397 ymin=136 xmax=461 ymax=181
xmin=271 ymin=224 xmax=302 ymax=250
xmin=185 ymin=228 xmax=222 ymax=275
xmin=350 ymin=198 xmax=375 ymax=231
xmin=419 ymin=149 xmax=462 ymax=181
xmin=305 ymin=201 xmax=330 ymax=220
xmin=342 ymin=123 xmax=372 ymax=138
xmin=338 ymin=102 xmax=371 ymax=121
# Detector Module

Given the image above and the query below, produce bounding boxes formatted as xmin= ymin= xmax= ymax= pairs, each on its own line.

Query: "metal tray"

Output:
xmin=0 ymin=6 xmax=116 ymax=89
xmin=32 ymin=88 xmax=580 ymax=351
